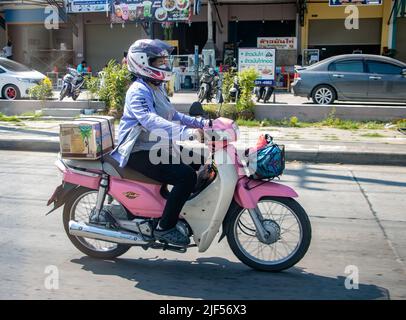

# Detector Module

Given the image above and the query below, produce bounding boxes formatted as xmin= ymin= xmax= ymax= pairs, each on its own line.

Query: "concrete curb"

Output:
xmin=0 ymin=139 xmax=60 ymax=153
xmin=1 ymin=138 xmax=405 ymax=166
xmin=254 ymin=104 xmax=406 ymax=122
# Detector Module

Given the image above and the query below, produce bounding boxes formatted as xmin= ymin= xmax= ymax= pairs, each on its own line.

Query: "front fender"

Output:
xmin=218 ymin=177 xmax=298 ymax=243
xmin=234 ymin=176 xmax=298 ymax=209
xmin=45 ymin=182 xmax=78 ymax=215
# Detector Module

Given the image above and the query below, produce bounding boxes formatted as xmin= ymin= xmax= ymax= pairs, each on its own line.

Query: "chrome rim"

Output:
xmin=69 ymin=191 xmax=121 ymax=252
xmin=233 ymin=200 xmax=303 ymax=265
xmin=315 ymin=87 xmax=333 ymax=104
xmin=6 ymin=87 xmax=16 ymax=100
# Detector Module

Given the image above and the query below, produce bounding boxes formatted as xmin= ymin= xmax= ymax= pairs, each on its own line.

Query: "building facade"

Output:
xmin=0 ymin=0 xmax=405 ymax=74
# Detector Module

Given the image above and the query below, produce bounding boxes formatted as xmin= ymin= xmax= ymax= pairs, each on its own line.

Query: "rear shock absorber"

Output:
xmin=94 ymin=173 xmax=109 ymax=216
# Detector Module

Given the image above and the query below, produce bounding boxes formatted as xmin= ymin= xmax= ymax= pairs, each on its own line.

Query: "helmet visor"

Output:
xmin=150 ymin=56 xmax=173 ymax=72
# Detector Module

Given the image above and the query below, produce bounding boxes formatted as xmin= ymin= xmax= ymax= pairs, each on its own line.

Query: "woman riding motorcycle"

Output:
xmin=110 ymin=39 xmax=209 ymax=247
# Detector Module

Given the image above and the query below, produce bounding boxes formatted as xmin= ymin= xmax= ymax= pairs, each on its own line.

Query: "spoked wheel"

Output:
xmin=226 ymin=197 xmax=311 ymax=272
xmin=63 ymin=187 xmax=131 ymax=259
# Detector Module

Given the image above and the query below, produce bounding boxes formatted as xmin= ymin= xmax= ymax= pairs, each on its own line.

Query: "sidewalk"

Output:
xmin=0 ymin=120 xmax=405 ymax=165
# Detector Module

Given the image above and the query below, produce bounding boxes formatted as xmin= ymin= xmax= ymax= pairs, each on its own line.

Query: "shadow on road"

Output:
xmin=71 ymin=256 xmax=389 ymax=300
xmin=285 ymin=165 xmax=406 ymax=191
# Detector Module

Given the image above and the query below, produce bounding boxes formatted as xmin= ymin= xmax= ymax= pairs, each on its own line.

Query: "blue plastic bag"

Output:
xmin=248 ymin=143 xmax=285 ymax=180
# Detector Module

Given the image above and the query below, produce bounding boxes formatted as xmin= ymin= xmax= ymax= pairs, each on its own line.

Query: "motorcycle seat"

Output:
xmin=63 ymin=154 xmax=162 ymax=185
xmin=104 ymin=155 xmax=162 ymax=185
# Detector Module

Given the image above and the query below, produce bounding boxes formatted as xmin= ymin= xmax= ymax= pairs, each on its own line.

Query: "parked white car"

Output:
xmin=0 ymin=58 xmax=46 ymax=100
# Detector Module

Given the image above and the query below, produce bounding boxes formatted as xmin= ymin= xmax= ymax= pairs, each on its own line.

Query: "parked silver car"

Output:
xmin=291 ymin=54 xmax=406 ymax=104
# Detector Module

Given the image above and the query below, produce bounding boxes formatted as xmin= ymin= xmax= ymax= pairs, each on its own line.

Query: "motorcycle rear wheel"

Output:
xmin=72 ymin=91 xmax=80 ymax=101
xmin=226 ymin=196 xmax=311 ymax=272
xmin=63 ymin=187 xmax=131 ymax=259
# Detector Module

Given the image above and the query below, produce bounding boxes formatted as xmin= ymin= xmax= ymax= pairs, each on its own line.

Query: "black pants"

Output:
xmin=127 ymin=147 xmax=205 ymax=230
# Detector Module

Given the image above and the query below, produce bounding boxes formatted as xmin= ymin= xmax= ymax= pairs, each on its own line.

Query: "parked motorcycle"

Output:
xmin=254 ymin=85 xmax=274 ymax=103
xmin=46 ymin=104 xmax=312 ymax=272
xmin=198 ymin=66 xmax=220 ymax=103
xmin=229 ymin=74 xmax=240 ymax=103
xmin=60 ymin=67 xmax=85 ymax=101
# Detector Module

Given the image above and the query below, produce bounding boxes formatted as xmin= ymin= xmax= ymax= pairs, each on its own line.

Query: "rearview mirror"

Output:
xmin=402 ymin=68 xmax=406 ymax=76
xmin=189 ymin=101 xmax=205 ymax=117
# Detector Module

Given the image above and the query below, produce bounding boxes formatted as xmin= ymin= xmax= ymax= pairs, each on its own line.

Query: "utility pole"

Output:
xmin=203 ymin=0 xmax=216 ymax=67
xmin=149 ymin=20 xmax=154 ymax=39
xmin=207 ymin=1 xmax=214 ymax=44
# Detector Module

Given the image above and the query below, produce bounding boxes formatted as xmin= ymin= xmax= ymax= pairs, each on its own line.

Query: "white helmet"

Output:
xmin=127 ymin=39 xmax=174 ymax=84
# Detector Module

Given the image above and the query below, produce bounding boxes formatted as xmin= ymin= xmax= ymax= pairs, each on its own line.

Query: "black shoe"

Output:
xmin=154 ymin=227 xmax=190 ymax=246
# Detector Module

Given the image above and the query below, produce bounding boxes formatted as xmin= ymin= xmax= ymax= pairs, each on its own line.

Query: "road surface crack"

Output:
xmin=350 ymin=170 xmax=406 ymax=275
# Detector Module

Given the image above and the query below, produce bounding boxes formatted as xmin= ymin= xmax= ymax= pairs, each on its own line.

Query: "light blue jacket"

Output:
xmin=110 ymin=78 xmax=206 ymax=167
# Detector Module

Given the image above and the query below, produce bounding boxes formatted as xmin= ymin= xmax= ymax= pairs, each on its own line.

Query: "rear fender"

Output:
xmin=45 ymin=157 xmax=103 ymax=215
xmin=46 ymin=182 xmax=79 ymax=215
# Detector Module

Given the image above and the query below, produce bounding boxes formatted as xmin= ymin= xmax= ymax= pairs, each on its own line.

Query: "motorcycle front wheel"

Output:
xmin=59 ymin=85 xmax=68 ymax=101
xmin=226 ymin=196 xmax=311 ymax=272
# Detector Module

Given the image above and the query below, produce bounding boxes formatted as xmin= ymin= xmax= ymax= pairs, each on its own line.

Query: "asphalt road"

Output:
xmin=0 ymin=150 xmax=405 ymax=300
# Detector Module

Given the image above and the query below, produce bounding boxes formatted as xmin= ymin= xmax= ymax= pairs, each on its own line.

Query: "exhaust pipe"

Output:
xmin=68 ymin=220 xmax=150 ymax=245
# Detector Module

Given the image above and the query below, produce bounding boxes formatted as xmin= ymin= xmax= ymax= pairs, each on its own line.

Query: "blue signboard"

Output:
xmin=254 ymin=80 xmax=275 ymax=86
xmin=329 ymin=0 xmax=382 ymax=6
xmin=5 ymin=9 xmax=49 ymax=23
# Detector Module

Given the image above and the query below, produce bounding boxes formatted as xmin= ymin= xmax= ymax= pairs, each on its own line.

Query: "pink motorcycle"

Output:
xmin=47 ymin=117 xmax=311 ymax=272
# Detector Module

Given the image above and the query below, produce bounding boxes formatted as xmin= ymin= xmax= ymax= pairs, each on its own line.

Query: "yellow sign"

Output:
xmin=165 ymin=40 xmax=179 ymax=55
